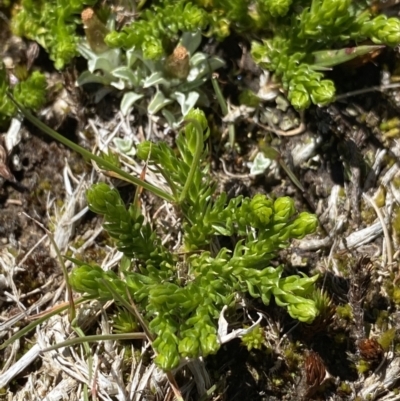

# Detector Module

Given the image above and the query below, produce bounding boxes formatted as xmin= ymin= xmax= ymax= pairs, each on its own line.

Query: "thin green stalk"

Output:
xmin=100 ymin=278 xmax=154 ymax=340
xmin=211 ymin=74 xmax=236 ymax=147
xmin=101 ymin=281 xmax=183 ymax=400
xmin=278 ymin=160 xmax=305 ymax=192
xmin=0 ymin=302 xmax=71 ymax=350
xmin=71 ymin=322 xmax=93 ymax=396
xmin=7 ymin=93 xmax=174 ymax=202
xmin=22 ymin=212 xmax=76 ymax=322
xmin=258 ymin=142 xmax=305 ymax=192
xmin=41 ymin=332 xmax=147 ymax=352
xmin=198 ymin=384 xmax=217 ymax=401
xmin=154 ymin=165 xmax=180 ymax=201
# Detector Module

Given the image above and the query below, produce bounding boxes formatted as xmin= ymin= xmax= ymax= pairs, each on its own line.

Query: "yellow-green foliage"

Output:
xmin=251 ymin=0 xmax=400 ymax=109
xmin=336 ymin=304 xmax=353 ymax=320
xmin=339 ymin=382 xmax=352 ymax=395
xmin=392 ymin=206 xmax=400 ymax=242
xmin=356 ymin=359 xmax=371 ymax=374
xmin=241 ymin=325 xmax=265 ymax=351
xmin=392 ymin=286 xmax=400 ymax=305
xmin=373 ymin=186 xmax=386 ymax=208
xmin=10 ymin=0 xmax=400 ymax=111
xmin=0 ymin=65 xmax=47 ymax=127
xmin=284 ymin=341 xmax=303 ymax=371
xmin=375 ymin=310 xmax=389 ymax=331
xmin=11 ymin=0 xmax=97 ymax=69
xmin=380 ymin=117 xmax=400 ymax=139
xmin=113 ymin=310 xmax=139 ymax=334
xmin=378 ymin=328 xmax=396 ymax=351
xmin=69 ymin=110 xmax=319 ymax=371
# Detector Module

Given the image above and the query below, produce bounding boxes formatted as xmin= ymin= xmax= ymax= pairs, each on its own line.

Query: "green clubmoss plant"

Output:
xmin=69 ymin=108 xmax=320 ymax=371
xmin=11 ymin=0 xmax=97 ymax=69
xmin=251 ymin=0 xmax=400 ymax=109
xmin=104 ymin=0 xmax=210 ymax=60
xmin=0 ymin=63 xmax=47 ymax=127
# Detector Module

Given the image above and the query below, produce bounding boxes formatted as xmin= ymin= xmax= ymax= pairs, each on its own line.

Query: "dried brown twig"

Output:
xmin=348 ymin=256 xmax=374 ymax=341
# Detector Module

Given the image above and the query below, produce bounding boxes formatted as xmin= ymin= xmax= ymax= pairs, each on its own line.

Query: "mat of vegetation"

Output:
xmin=1 ymin=1 xmax=400 ymax=400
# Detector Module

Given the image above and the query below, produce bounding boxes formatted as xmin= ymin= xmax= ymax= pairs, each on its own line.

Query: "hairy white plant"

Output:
xmin=77 ymin=31 xmax=224 ymax=126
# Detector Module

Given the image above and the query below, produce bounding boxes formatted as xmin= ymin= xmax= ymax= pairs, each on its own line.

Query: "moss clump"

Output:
xmin=375 ymin=310 xmax=390 ymax=331
xmin=0 ymin=66 xmax=47 ymax=127
xmin=338 ymin=382 xmax=352 ymax=395
xmin=283 ymin=341 xmax=303 ymax=372
xmin=392 ymin=286 xmax=400 ymax=305
xmin=373 ymin=186 xmax=386 ymax=208
xmin=378 ymin=328 xmax=396 ymax=351
xmin=336 ymin=304 xmax=353 ymax=321
xmin=241 ymin=325 xmax=266 ymax=351
xmin=356 ymin=359 xmax=371 ymax=374
xmin=392 ymin=205 xmax=400 ymax=243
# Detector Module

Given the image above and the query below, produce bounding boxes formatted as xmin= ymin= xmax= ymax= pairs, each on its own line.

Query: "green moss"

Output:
xmin=338 ymin=382 xmax=352 ymax=394
xmin=241 ymin=325 xmax=266 ymax=351
xmin=373 ymin=186 xmax=386 ymax=208
xmin=375 ymin=310 xmax=390 ymax=331
xmin=338 ymin=186 xmax=346 ymax=198
xmin=393 ymin=176 xmax=400 ymax=189
xmin=1 ymin=66 xmax=47 ymax=127
xmin=38 ymin=180 xmax=52 ymax=191
xmin=283 ymin=341 xmax=303 ymax=372
xmin=75 ymin=246 xmax=107 ymax=265
xmin=361 ymin=198 xmax=383 ymax=225
xmin=380 ymin=118 xmax=400 ymax=137
xmin=383 ymin=154 xmax=396 ymax=169
xmin=239 ymin=89 xmax=261 ymax=107
xmin=392 ymin=205 xmax=400 ymax=242
xmin=392 ymin=286 xmax=400 ymax=305
xmin=272 ymin=377 xmax=284 ymax=387
xmin=17 ymin=108 xmax=318 ymax=373
xmin=336 ymin=262 xmax=349 ymax=276
xmin=378 ymin=328 xmax=396 ymax=351
xmin=336 ymin=304 xmax=353 ymax=320
xmin=356 ymin=359 xmax=371 ymax=374
xmin=380 ymin=117 xmax=400 ymax=131
xmin=383 ymin=128 xmax=400 ymax=139
xmin=72 ymin=238 xmax=86 ymax=250
xmin=11 ymin=0 xmax=97 ymax=69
